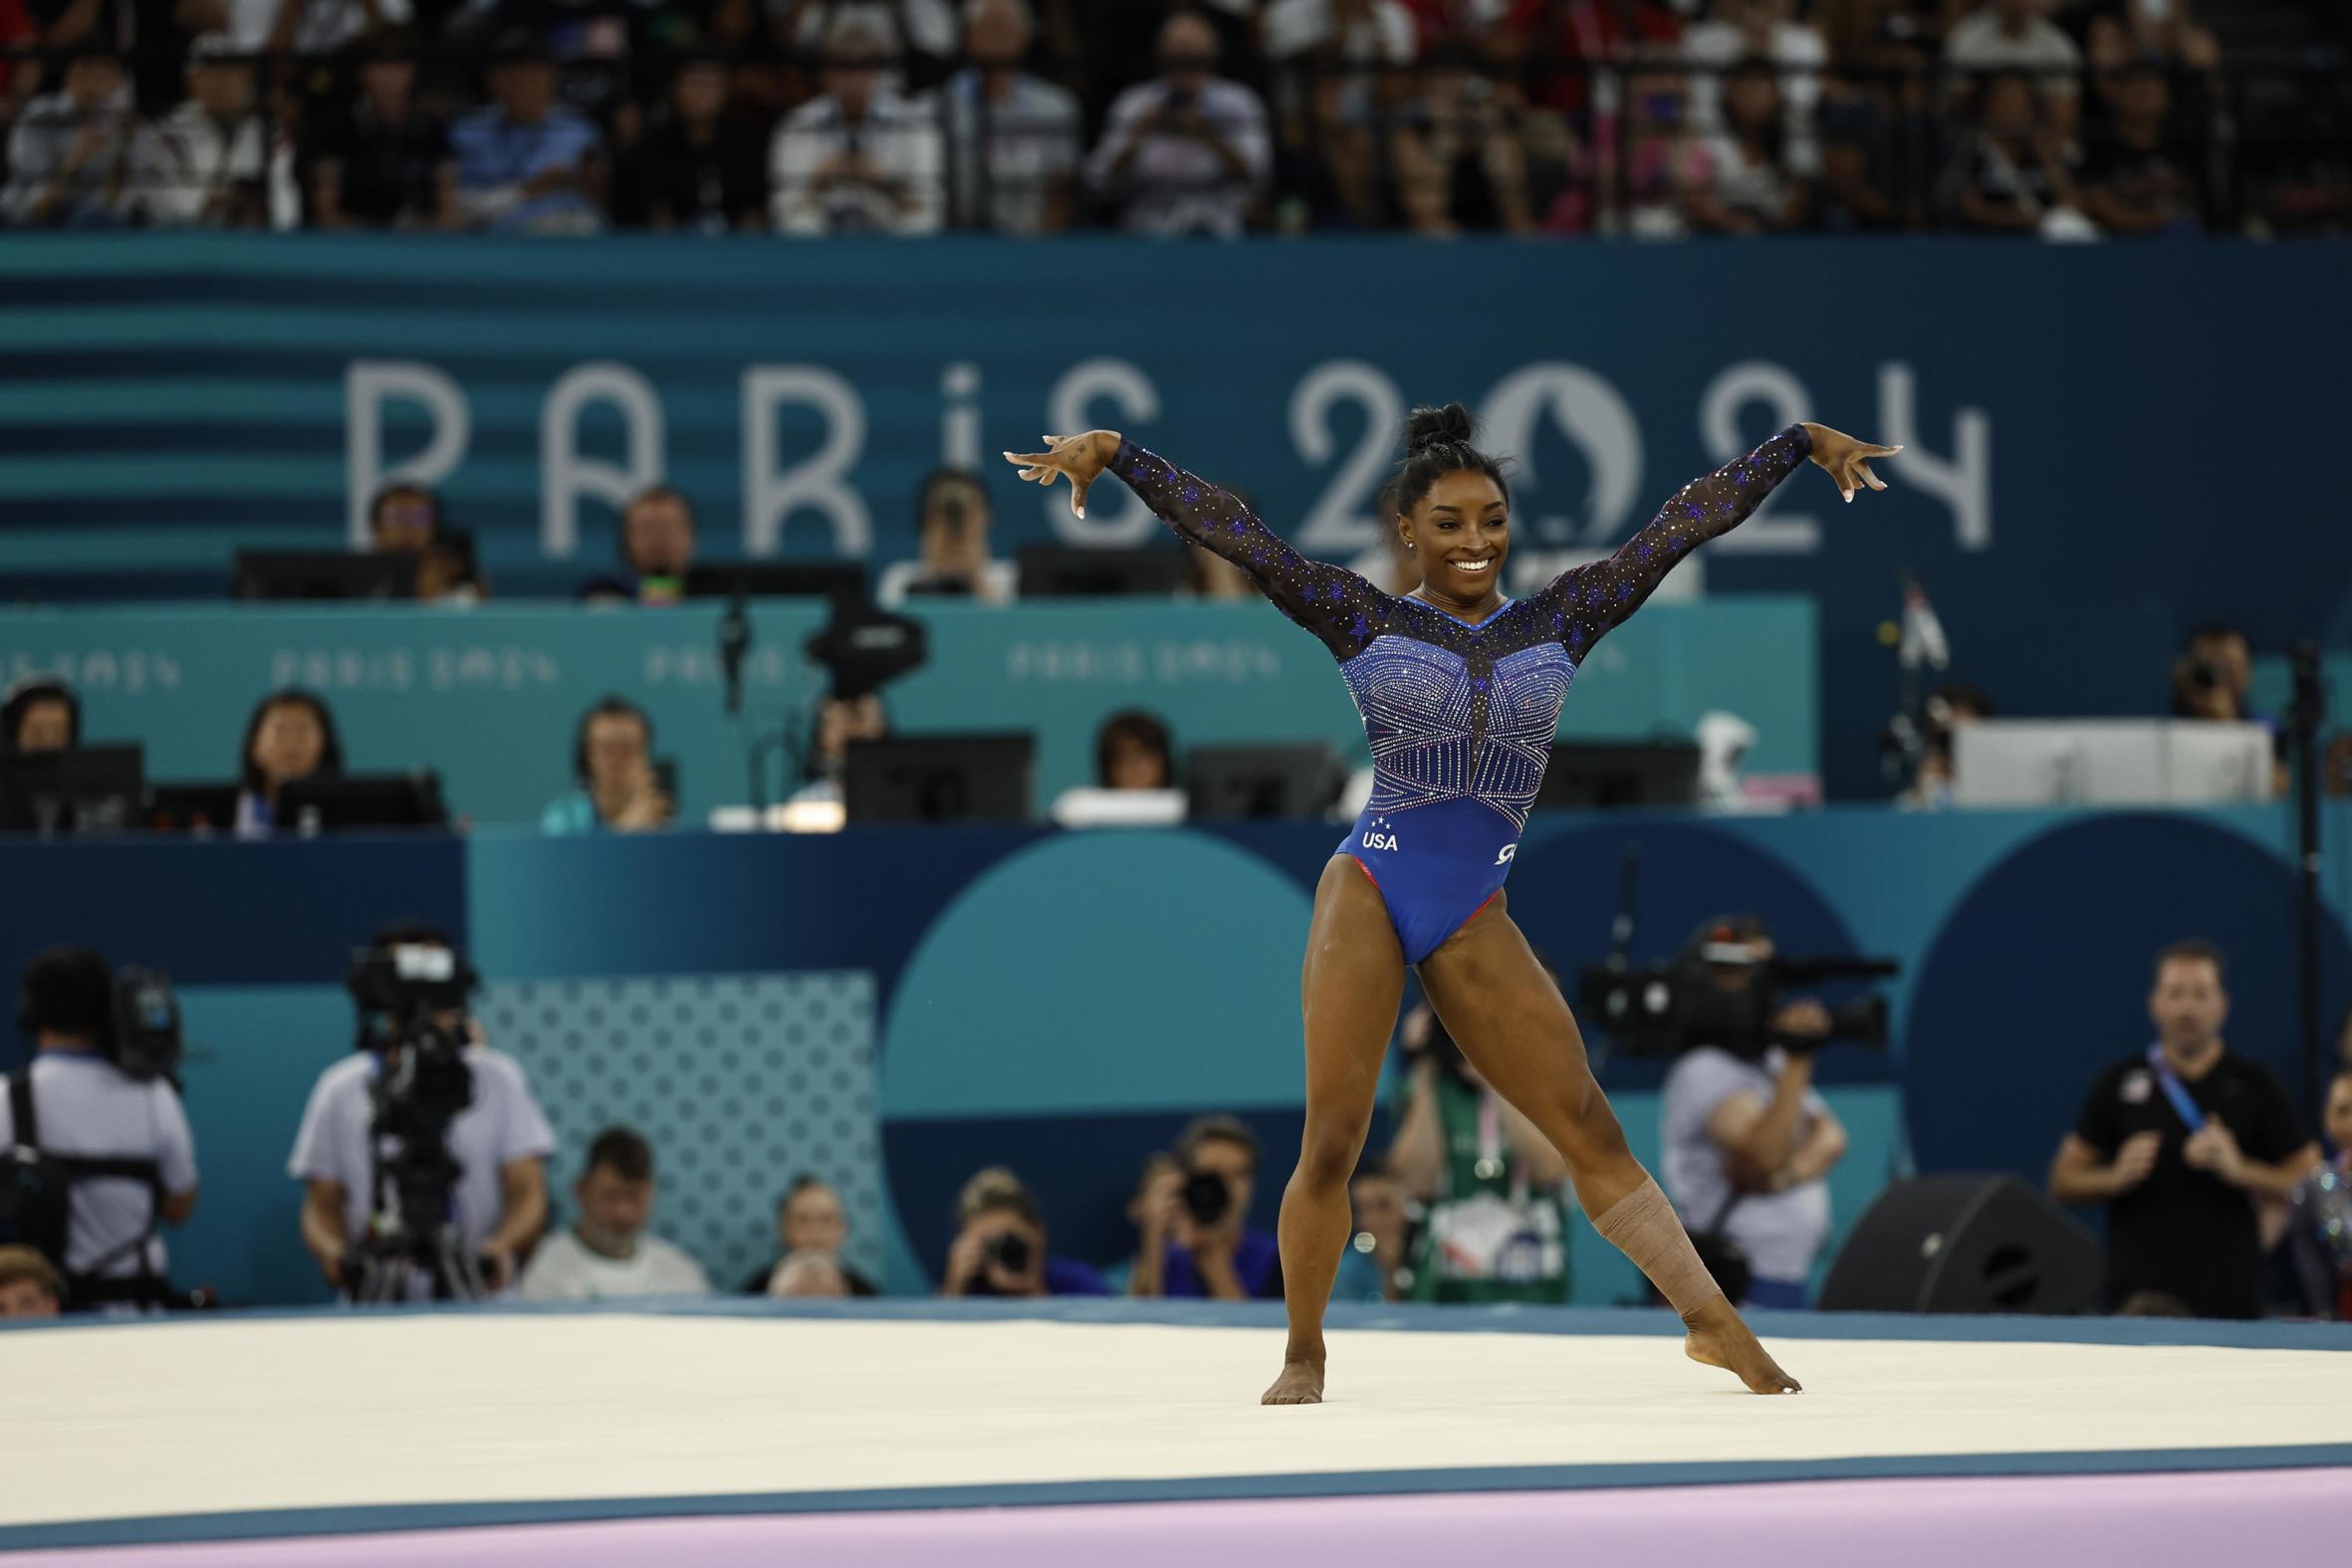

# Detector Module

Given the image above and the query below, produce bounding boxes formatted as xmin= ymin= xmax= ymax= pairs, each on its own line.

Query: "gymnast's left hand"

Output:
xmin=1004 ymin=431 xmax=1120 ymax=520
xmin=1799 ymin=423 xmax=1902 ymax=505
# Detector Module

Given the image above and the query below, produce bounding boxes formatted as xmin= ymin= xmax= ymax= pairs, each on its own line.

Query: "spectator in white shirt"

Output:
xmin=0 ymin=949 xmax=198 ymax=1312
xmin=186 ymin=0 xmax=414 ymax=57
xmin=1945 ymin=0 xmax=2081 ymax=137
xmin=875 ymin=467 xmax=1017 ymax=606
xmin=1680 ymin=0 xmax=1825 ymax=173
xmin=288 ymin=922 xmax=555 ymax=1300
xmin=1086 ymin=9 xmax=1271 ymax=238
xmin=931 ymin=0 xmax=1082 ymax=233
xmin=0 ymin=47 xmax=140 ymax=229
xmin=771 ymin=12 xmax=946 ymax=234
xmin=517 ymin=1126 xmax=711 ymax=1301
xmin=772 ymin=0 xmax=959 ymax=93
xmin=135 ymin=35 xmax=266 ymax=229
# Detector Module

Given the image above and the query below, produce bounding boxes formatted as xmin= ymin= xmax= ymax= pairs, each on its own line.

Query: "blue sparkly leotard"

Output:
xmin=1110 ymin=424 xmax=1814 ymax=964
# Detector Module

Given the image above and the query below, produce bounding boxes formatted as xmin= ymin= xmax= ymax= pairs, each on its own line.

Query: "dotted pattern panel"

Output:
xmin=478 ymin=973 xmax=882 ymax=1292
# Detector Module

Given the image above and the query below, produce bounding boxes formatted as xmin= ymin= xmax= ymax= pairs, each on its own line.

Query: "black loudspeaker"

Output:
xmin=1818 ymin=1175 xmax=2100 ymax=1315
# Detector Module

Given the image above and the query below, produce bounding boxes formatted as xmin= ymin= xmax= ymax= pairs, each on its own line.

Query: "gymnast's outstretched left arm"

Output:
xmin=1535 ymin=422 xmax=1899 ymax=658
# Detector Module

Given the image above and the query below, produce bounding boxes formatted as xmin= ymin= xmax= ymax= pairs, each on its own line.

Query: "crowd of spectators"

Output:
xmin=2 ymin=0 xmax=2345 ymax=237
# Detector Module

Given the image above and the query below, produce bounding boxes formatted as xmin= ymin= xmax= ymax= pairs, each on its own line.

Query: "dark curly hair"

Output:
xmin=1384 ymin=402 xmax=1513 ymax=521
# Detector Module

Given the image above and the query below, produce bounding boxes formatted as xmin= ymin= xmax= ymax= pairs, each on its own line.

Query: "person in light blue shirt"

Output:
xmin=543 ymin=696 xmax=672 ymax=834
xmin=449 ymin=31 xmax=604 ymax=234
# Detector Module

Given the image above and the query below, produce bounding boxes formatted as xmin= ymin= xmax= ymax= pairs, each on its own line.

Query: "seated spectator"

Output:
xmin=1 ymin=45 xmax=139 ymax=229
xmin=543 ymin=695 xmax=674 ymax=833
xmin=1127 ymin=1115 xmax=1282 ymax=1300
xmin=876 ymin=468 xmax=1016 ymax=605
xmin=1943 ymin=0 xmax=2080 ymax=139
xmin=0 ymin=1244 xmax=64 ymax=1318
xmin=133 ymin=35 xmax=263 ymax=229
xmin=789 ymin=690 xmax=890 ymax=810
xmin=2084 ymin=0 xmax=2218 ymax=80
xmin=310 ymin=33 xmax=454 ymax=231
xmin=365 ymin=483 xmax=480 ymax=599
xmin=2047 ymin=940 xmax=2319 ymax=1319
xmin=624 ymin=52 xmax=767 ymax=233
xmin=2169 ymin=621 xmax=2253 ymax=722
xmin=770 ymin=13 xmax=945 ymax=236
xmin=1507 ymin=0 xmax=1683 ymax=120
xmin=1329 ymin=1160 xmax=1408 ymax=1303
xmin=772 ymin=0 xmax=959 ymax=95
xmin=741 ymin=1174 xmax=881 ymax=1294
xmin=1935 ymin=70 xmax=2084 ymax=234
xmin=517 ymin=1126 xmax=711 ymax=1301
xmin=1390 ymin=46 xmax=1535 ymax=235
xmin=931 ymin=0 xmax=1082 ymax=234
xmin=941 ymin=1167 xmax=1109 ymax=1296
xmin=1686 ymin=57 xmax=1810 ymax=233
xmin=2078 ymin=63 xmax=2202 ymax=237
xmin=1086 ymin=10 xmax=1272 ymax=239
xmin=1263 ymin=0 xmax=1415 ymax=230
xmin=2 ymin=676 xmax=80 ymax=755
xmin=1097 ymin=709 xmax=1175 ymax=790
xmin=2285 ymin=1067 xmax=2352 ymax=1320
xmin=451 ymin=0 xmax=659 ymax=126
xmin=1681 ymin=0 xmax=1826 ymax=170
xmin=768 ymin=1250 xmax=852 ymax=1296
xmin=1811 ymin=0 xmax=1933 ymax=231
xmin=1558 ymin=53 xmax=1711 ymax=238
xmin=234 ymin=689 xmax=345 ymax=837
xmin=616 ymin=484 xmax=700 ymax=601
xmin=451 ymin=31 xmax=605 ymax=234
xmin=201 ymin=0 xmax=410 ymax=58
xmin=1100 ymin=1151 xmax=1177 ymax=1293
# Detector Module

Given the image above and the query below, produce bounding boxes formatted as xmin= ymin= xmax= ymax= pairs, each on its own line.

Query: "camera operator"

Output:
xmin=1387 ymin=1003 xmax=1573 ymax=1304
xmin=287 ymin=921 xmax=555 ymax=1300
xmin=1127 ymin=1115 xmax=1282 ymax=1300
xmin=876 ymin=469 xmax=1016 ymax=606
xmin=1 ymin=949 xmax=197 ymax=1312
xmin=941 ymin=1167 xmax=1107 ymax=1296
xmin=1659 ymin=916 xmax=1849 ymax=1310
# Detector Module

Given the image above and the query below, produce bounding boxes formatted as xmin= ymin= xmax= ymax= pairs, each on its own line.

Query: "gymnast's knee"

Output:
xmin=1292 ymin=1123 xmax=1364 ymax=1191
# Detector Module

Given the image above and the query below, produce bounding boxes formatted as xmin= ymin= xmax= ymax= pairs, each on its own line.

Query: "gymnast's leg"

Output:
xmin=1417 ymin=893 xmax=1799 ymax=1394
xmin=1264 ymin=856 xmax=1408 ymax=1406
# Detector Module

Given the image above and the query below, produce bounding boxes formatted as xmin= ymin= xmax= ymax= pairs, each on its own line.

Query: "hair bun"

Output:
xmin=1403 ymin=402 xmax=1476 ymax=454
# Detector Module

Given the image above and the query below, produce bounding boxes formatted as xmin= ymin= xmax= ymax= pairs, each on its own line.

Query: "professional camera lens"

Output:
xmin=1181 ymin=1171 xmax=1231 ymax=1227
xmin=986 ymin=1231 xmax=1032 ymax=1274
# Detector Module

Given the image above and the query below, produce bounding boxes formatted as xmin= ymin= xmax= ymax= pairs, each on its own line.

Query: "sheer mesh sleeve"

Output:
xmin=1535 ymin=424 xmax=1813 ymax=661
xmin=1110 ymin=441 xmax=1386 ymax=661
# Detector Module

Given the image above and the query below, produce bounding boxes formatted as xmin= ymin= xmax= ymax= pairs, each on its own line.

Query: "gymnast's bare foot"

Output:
xmin=1682 ymin=1297 xmax=1800 ymax=1394
xmin=1262 ymin=1357 xmax=1326 ymax=1405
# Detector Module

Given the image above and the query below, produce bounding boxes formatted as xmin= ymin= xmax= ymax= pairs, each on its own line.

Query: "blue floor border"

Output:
xmin=7 ymin=1445 xmax=2352 ymax=1553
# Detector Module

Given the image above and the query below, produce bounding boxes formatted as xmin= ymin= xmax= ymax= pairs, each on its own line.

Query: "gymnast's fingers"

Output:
xmin=1071 ymin=474 xmax=1094 ymax=520
xmin=1858 ymin=461 xmax=1888 ymax=493
xmin=1863 ymin=443 xmax=1903 ymax=458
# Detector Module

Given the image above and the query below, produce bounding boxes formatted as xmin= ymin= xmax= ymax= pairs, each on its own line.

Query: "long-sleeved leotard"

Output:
xmin=1110 ymin=425 xmax=1813 ymax=963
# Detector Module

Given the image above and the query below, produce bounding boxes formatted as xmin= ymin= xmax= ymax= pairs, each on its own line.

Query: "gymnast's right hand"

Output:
xmin=1004 ymin=431 xmax=1120 ymax=520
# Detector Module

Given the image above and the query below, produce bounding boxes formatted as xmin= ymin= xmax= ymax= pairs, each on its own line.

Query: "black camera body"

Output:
xmin=342 ymin=941 xmax=483 ymax=1298
xmin=1180 ymin=1170 xmax=1232 ymax=1228
xmin=1580 ymin=951 xmax=1897 ymax=1060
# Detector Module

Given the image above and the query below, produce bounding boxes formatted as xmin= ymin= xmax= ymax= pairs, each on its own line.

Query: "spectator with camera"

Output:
xmin=741 ymin=1174 xmax=881 ymax=1295
xmin=365 ymin=483 xmax=480 ymax=600
xmin=288 ymin=922 xmax=556 ymax=1301
xmin=770 ymin=12 xmax=946 ymax=236
xmin=2 ymin=45 xmax=140 ymax=229
xmin=1127 ymin=1115 xmax=1281 ymax=1300
xmin=2 ymin=948 xmax=198 ymax=1312
xmin=233 ymin=688 xmax=345 ymax=837
xmin=1658 ymin=915 xmax=1849 ymax=1309
xmin=0 ymin=1244 xmax=64 ymax=1317
xmin=877 ymin=468 xmax=1016 ymax=606
xmin=542 ymin=695 xmax=674 ymax=834
xmin=1085 ymin=9 xmax=1272 ymax=239
xmin=517 ymin=1126 xmax=710 ymax=1301
xmin=2 ymin=676 xmax=79 ymax=755
xmin=1388 ymin=1001 xmax=1572 ymax=1303
xmin=942 ymin=1166 xmax=1107 ymax=1296
xmin=2048 ymin=940 xmax=2318 ymax=1319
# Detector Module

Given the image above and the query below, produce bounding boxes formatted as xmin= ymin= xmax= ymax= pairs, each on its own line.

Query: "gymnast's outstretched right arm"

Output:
xmin=1004 ymin=430 xmax=1384 ymax=660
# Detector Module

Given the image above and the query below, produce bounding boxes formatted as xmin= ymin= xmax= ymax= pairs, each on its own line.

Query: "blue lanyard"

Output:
xmin=2145 ymin=1043 xmax=2208 ymax=1134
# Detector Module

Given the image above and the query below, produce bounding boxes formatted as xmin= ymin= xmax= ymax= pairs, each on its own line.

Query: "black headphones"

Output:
xmin=16 ymin=948 xmax=114 ymax=1044
xmin=574 ymin=696 xmax=653 ymax=784
xmin=1 ymin=675 xmax=81 ymax=754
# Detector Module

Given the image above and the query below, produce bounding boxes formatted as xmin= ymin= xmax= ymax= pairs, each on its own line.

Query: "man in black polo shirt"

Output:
xmin=2049 ymin=940 xmax=2319 ymax=1319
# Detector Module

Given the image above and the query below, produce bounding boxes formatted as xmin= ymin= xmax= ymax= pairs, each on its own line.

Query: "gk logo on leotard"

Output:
xmin=1495 ymin=844 xmax=1518 ymax=866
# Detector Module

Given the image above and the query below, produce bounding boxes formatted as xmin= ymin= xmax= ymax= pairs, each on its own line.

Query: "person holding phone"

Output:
xmin=542 ymin=696 xmax=675 ymax=834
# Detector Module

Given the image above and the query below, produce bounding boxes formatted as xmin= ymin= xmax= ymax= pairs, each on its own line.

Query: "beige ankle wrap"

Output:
xmin=1593 ymin=1177 xmax=1723 ymax=1317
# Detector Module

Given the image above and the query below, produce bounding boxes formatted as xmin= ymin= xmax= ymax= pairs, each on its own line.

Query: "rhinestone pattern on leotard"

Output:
xmin=1111 ymin=426 xmax=1811 ymax=828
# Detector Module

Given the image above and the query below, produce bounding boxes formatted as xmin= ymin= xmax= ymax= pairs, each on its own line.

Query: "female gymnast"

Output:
xmin=1006 ymin=406 xmax=1898 ymax=1403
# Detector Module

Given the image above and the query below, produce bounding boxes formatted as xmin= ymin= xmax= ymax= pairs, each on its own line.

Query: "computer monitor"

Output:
xmin=1534 ymin=742 xmax=1703 ymax=810
xmin=275 ymin=772 xmax=449 ymax=832
xmin=1186 ymin=744 xmax=1342 ymax=820
xmin=1017 ymin=546 xmax=1189 ymax=598
xmin=0 ymin=746 xmax=145 ymax=835
xmin=684 ymin=561 xmax=866 ymax=603
xmin=1952 ymin=721 xmax=2274 ymax=807
xmin=145 ymin=781 xmax=240 ymax=834
xmin=843 ymin=735 xmax=1034 ymax=823
xmin=232 ymin=552 xmax=418 ymax=602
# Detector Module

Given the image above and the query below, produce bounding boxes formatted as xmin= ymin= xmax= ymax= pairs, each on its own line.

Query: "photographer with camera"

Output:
xmin=1 ymin=948 xmax=197 ymax=1312
xmin=1659 ymin=916 xmax=1850 ymax=1310
xmin=287 ymin=922 xmax=555 ymax=1301
xmin=876 ymin=469 xmax=1017 ymax=607
xmin=941 ymin=1167 xmax=1107 ymax=1297
xmin=1387 ymin=1001 xmax=1572 ymax=1304
xmin=1127 ymin=1115 xmax=1282 ymax=1300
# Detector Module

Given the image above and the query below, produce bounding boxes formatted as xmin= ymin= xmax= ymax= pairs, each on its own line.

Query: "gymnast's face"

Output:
xmin=1399 ymin=470 xmax=1510 ymax=605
